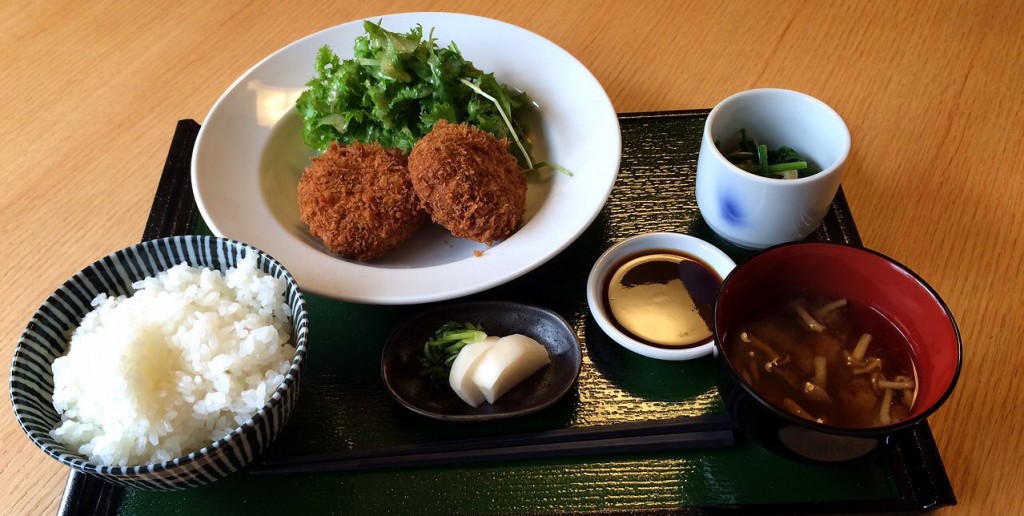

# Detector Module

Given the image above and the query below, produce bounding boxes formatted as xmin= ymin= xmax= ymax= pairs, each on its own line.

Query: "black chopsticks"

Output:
xmin=252 ymin=414 xmax=737 ymax=476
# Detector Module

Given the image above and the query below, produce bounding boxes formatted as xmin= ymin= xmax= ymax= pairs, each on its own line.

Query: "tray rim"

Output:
xmin=57 ymin=113 xmax=955 ymax=515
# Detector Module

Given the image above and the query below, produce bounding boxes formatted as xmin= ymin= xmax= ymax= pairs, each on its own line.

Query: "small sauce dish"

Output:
xmin=586 ymin=232 xmax=736 ymax=361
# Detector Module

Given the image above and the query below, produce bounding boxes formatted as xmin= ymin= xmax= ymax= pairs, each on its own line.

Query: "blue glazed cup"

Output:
xmin=696 ymin=89 xmax=850 ymax=250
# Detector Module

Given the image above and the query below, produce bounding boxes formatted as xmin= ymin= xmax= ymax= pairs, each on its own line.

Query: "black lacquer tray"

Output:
xmin=57 ymin=111 xmax=954 ymax=515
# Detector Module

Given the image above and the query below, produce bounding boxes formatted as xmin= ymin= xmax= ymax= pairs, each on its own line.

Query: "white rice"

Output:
xmin=49 ymin=252 xmax=295 ymax=467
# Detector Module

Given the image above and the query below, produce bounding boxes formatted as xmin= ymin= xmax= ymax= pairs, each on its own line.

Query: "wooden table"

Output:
xmin=2 ymin=1 xmax=1020 ymax=514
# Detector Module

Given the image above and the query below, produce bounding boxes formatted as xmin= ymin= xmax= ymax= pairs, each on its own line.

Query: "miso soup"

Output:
xmin=724 ymin=296 xmax=918 ymax=429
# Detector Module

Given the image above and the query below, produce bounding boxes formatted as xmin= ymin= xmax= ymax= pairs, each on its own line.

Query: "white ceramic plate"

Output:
xmin=192 ymin=12 xmax=620 ymax=304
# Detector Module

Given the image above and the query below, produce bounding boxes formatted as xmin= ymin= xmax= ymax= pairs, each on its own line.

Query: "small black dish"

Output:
xmin=381 ymin=301 xmax=583 ymax=421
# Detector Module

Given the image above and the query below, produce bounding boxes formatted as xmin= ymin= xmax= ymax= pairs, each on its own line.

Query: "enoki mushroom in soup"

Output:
xmin=726 ymin=297 xmax=918 ymax=428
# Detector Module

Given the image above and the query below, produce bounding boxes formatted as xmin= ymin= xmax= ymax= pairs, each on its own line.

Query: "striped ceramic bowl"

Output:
xmin=9 ymin=236 xmax=308 ymax=490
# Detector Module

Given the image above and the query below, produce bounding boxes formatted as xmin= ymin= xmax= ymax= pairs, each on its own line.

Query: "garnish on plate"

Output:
xmin=420 ymin=321 xmax=488 ymax=383
xmin=295 ymin=20 xmax=536 ymax=168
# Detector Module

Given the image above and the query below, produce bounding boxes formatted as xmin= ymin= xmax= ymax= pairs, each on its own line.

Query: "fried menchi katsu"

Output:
xmin=297 ymin=141 xmax=426 ymax=261
xmin=407 ymin=120 xmax=527 ymax=245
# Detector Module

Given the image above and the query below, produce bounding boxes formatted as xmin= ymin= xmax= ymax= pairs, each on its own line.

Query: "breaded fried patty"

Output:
xmin=407 ymin=120 xmax=527 ymax=244
xmin=297 ymin=141 xmax=426 ymax=261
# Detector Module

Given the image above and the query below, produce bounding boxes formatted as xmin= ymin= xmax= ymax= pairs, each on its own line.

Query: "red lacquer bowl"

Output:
xmin=713 ymin=242 xmax=961 ymax=461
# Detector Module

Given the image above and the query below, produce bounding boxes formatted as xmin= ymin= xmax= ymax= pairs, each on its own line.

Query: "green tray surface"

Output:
xmin=59 ymin=112 xmax=953 ymax=515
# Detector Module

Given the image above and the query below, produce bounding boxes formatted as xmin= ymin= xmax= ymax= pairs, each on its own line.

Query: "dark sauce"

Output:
xmin=601 ymin=250 xmax=722 ymax=349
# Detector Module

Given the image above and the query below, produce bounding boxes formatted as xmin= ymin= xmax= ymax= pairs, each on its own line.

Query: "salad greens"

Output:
xmin=295 ymin=20 xmax=535 ymax=167
xmin=420 ymin=321 xmax=488 ymax=383
xmin=718 ymin=129 xmax=814 ymax=179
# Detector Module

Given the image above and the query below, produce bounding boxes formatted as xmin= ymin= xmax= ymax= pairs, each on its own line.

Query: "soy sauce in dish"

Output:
xmin=602 ymin=250 xmax=722 ymax=349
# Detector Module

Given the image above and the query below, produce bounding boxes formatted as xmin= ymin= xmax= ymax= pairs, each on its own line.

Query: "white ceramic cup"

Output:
xmin=695 ymin=89 xmax=851 ymax=249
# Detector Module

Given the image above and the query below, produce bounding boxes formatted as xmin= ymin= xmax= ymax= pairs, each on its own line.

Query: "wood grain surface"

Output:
xmin=2 ymin=1 xmax=1021 ymax=514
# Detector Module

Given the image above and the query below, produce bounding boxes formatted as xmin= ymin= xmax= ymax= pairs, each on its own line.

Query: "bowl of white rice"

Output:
xmin=9 ymin=236 xmax=308 ymax=490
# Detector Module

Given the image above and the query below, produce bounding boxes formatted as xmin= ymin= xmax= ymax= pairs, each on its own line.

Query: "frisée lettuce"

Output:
xmin=295 ymin=20 xmax=535 ymax=167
